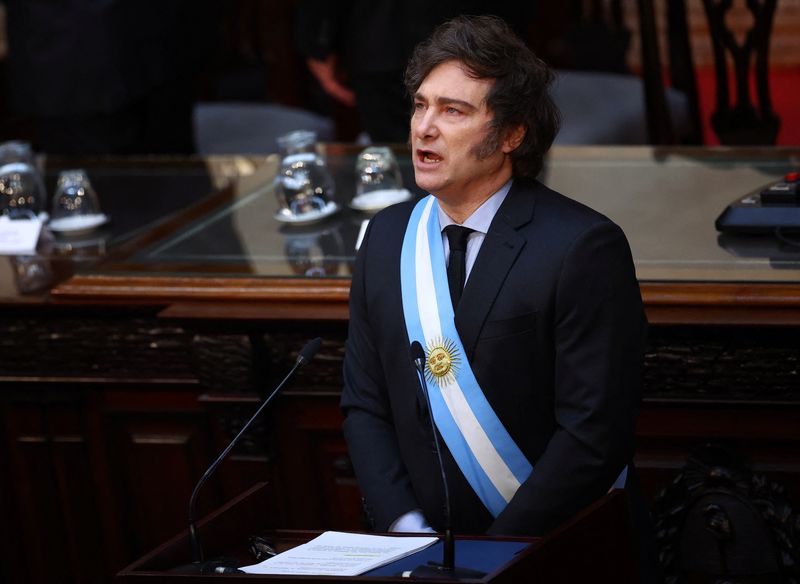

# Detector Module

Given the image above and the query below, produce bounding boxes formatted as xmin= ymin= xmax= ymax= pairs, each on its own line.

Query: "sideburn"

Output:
xmin=470 ymin=123 xmax=502 ymax=160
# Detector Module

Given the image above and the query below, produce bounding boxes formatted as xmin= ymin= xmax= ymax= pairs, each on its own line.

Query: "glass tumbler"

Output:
xmin=0 ymin=141 xmax=46 ymax=217
xmin=274 ymin=130 xmax=336 ymax=220
xmin=50 ymin=170 xmax=102 ymax=227
xmin=355 ymin=146 xmax=403 ymax=197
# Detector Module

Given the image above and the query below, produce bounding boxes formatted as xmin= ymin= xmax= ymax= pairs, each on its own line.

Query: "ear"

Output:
xmin=501 ymin=125 xmax=526 ymax=154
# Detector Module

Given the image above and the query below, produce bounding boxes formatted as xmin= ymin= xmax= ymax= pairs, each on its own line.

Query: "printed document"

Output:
xmin=240 ymin=531 xmax=438 ymax=576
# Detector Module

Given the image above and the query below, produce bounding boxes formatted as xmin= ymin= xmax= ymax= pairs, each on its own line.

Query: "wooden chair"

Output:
xmin=639 ymin=0 xmax=780 ymax=145
xmin=536 ymin=0 xmax=781 ymax=146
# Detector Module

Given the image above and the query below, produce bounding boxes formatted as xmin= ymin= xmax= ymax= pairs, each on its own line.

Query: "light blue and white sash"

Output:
xmin=401 ymin=196 xmax=533 ymax=517
xmin=400 ymin=196 xmax=627 ymax=517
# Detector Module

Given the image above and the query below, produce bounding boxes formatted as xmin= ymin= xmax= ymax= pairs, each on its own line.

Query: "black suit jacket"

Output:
xmin=341 ymin=177 xmax=647 ymax=536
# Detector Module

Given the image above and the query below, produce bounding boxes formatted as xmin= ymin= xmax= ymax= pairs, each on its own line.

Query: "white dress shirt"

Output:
xmin=438 ymin=179 xmax=512 ymax=282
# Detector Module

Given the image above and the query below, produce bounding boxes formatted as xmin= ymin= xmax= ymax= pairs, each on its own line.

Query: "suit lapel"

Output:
xmin=456 ymin=180 xmax=538 ymax=360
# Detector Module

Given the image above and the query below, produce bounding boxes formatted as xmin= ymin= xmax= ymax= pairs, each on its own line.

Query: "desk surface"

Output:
xmin=5 ymin=146 xmax=800 ymax=322
xmin=99 ymin=147 xmax=800 ymax=282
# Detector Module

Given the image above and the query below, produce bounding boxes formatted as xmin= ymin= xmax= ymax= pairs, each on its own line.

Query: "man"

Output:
xmin=341 ymin=13 xmax=654 ymax=578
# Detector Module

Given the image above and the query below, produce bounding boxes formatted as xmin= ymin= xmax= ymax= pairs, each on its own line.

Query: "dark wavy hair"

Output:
xmin=404 ymin=14 xmax=560 ymax=178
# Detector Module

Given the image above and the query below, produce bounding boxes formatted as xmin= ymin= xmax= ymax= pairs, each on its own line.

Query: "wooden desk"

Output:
xmin=1 ymin=146 xmax=799 ymax=584
xmin=115 ymin=484 xmax=634 ymax=584
xmin=48 ymin=146 xmax=800 ymax=324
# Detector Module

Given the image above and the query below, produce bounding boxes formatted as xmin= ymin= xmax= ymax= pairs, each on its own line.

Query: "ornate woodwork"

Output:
xmin=703 ymin=0 xmax=781 ymax=144
xmin=651 ymin=444 xmax=800 ymax=582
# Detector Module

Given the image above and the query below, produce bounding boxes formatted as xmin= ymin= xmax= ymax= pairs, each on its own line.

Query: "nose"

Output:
xmin=413 ymin=108 xmax=438 ymax=140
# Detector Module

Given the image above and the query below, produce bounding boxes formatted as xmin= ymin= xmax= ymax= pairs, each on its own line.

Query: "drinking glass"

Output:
xmin=355 ymin=146 xmax=403 ymax=197
xmin=274 ymin=130 xmax=336 ymax=221
xmin=351 ymin=146 xmax=410 ymax=212
xmin=10 ymin=255 xmax=53 ymax=294
xmin=49 ymin=169 xmax=103 ymax=231
xmin=0 ymin=141 xmax=46 ymax=218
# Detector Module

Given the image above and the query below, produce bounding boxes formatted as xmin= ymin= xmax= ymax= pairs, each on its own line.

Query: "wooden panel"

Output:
xmin=315 ymin=437 xmax=365 ymax=531
xmin=2 ymin=393 xmax=111 ymax=584
xmin=0 ymin=424 xmax=24 ymax=584
xmin=200 ymin=397 xmax=278 ymax=524
xmin=273 ymin=394 xmax=364 ymax=530
xmin=101 ymin=388 xmax=278 ymax=562
xmin=105 ymin=410 xmax=214 ymax=556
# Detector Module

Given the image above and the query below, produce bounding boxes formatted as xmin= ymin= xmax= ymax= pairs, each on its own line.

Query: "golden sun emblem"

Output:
xmin=425 ymin=337 xmax=461 ymax=387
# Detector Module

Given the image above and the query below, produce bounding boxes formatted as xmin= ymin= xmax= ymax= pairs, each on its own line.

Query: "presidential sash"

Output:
xmin=400 ymin=195 xmax=627 ymax=517
xmin=401 ymin=195 xmax=533 ymax=517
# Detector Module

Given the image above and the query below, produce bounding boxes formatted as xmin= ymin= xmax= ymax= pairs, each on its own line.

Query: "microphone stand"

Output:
xmin=409 ymin=341 xmax=486 ymax=580
xmin=173 ymin=338 xmax=322 ymax=574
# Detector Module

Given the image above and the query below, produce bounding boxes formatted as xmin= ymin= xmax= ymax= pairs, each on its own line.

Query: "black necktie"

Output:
xmin=444 ymin=225 xmax=473 ymax=308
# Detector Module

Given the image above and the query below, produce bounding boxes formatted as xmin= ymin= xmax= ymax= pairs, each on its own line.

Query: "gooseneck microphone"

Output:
xmin=409 ymin=341 xmax=485 ymax=579
xmin=177 ymin=337 xmax=323 ymax=574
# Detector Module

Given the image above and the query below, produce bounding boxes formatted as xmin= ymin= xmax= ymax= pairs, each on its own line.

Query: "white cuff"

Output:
xmin=388 ymin=509 xmax=436 ymax=533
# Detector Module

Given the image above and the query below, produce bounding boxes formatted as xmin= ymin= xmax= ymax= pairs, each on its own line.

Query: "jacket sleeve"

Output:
xmin=340 ymin=220 xmax=422 ymax=532
xmin=488 ymin=221 xmax=646 ymax=535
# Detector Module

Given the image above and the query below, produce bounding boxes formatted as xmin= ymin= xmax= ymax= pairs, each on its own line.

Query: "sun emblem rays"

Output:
xmin=424 ymin=336 xmax=461 ymax=387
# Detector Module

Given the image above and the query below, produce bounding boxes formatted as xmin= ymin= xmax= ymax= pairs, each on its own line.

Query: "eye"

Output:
xmin=445 ymin=106 xmax=461 ymax=115
xmin=413 ymin=101 xmax=426 ymax=112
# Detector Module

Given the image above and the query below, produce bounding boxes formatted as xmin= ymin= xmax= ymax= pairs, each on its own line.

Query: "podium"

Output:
xmin=116 ymin=483 xmax=636 ymax=583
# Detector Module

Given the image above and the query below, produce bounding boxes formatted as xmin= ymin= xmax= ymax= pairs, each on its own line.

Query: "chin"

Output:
xmin=412 ymin=174 xmax=435 ymax=194
xmin=419 ymin=183 xmax=444 ymax=197
xmin=413 ymin=169 xmax=445 ymax=193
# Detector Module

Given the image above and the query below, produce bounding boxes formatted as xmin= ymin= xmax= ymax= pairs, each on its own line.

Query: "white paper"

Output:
xmin=240 ymin=531 xmax=437 ymax=576
xmin=0 ymin=215 xmax=42 ymax=254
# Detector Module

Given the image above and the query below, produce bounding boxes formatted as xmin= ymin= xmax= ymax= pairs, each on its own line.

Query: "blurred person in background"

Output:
xmin=294 ymin=1 xmax=526 ymax=143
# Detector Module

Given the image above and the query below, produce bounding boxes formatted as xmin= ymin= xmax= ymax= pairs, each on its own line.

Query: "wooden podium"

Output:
xmin=116 ymin=483 xmax=636 ymax=583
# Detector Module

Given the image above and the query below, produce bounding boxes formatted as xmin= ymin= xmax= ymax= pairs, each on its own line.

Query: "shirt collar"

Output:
xmin=437 ymin=179 xmax=513 ymax=234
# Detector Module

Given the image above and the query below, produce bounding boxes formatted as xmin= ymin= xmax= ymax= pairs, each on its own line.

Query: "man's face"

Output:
xmin=410 ymin=60 xmax=512 ymax=204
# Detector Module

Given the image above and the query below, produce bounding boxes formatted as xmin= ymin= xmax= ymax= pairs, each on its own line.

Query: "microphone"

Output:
xmin=174 ymin=337 xmax=323 ymax=574
xmin=408 ymin=341 xmax=485 ymax=580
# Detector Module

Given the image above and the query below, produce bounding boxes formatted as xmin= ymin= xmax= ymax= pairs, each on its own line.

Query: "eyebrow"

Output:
xmin=414 ymin=93 xmax=478 ymax=112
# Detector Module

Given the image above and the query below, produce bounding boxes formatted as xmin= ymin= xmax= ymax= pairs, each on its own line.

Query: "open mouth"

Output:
xmin=417 ymin=149 xmax=443 ymax=164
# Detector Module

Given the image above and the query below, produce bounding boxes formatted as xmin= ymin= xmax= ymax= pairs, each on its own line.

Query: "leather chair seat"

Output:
xmin=193 ymin=102 xmax=335 ymax=155
xmin=552 ymin=71 xmax=692 ymax=145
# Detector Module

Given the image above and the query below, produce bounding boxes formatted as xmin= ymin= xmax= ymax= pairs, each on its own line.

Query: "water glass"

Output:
xmin=10 ymin=255 xmax=53 ymax=294
xmin=355 ymin=146 xmax=403 ymax=197
xmin=274 ymin=130 xmax=336 ymax=220
xmin=350 ymin=146 xmax=410 ymax=212
xmin=0 ymin=141 xmax=46 ymax=218
xmin=51 ymin=170 xmax=102 ymax=224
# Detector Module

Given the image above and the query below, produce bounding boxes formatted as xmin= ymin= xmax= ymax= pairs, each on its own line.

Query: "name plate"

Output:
xmin=0 ymin=215 xmax=43 ymax=254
